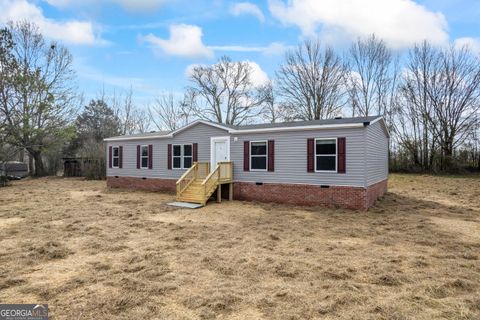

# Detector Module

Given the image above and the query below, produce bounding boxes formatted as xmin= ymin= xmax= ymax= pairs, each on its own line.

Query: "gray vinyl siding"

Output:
xmin=231 ymin=128 xmax=367 ymax=187
xmin=107 ymin=121 xmax=389 ymax=188
xmin=365 ymin=121 xmax=389 ymax=186
xmin=106 ymin=122 xmax=229 ymax=179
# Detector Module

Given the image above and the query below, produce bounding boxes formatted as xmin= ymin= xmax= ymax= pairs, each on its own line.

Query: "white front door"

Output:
xmin=211 ymin=137 xmax=230 ymax=170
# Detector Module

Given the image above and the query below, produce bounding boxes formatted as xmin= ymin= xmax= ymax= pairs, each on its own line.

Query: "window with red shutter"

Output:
xmin=243 ymin=141 xmax=250 ymax=171
xmin=307 ymin=139 xmax=314 ymax=172
xmin=193 ymin=143 xmax=198 ymax=163
xmin=337 ymin=137 xmax=346 ymax=173
xmin=112 ymin=146 xmax=120 ymax=168
xmin=136 ymin=145 xmax=140 ymax=169
xmin=148 ymin=144 xmax=153 ymax=169
xmin=315 ymin=139 xmax=337 ymax=172
xmin=268 ymin=140 xmax=274 ymax=171
xmin=167 ymin=144 xmax=172 ymax=169
xmin=119 ymin=146 xmax=123 ymax=169
xmin=108 ymin=146 xmax=112 ymax=168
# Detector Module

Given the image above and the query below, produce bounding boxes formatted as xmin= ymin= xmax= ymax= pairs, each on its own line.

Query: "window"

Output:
xmin=250 ymin=141 xmax=267 ymax=171
xmin=183 ymin=144 xmax=192 ymax=168
xmin=112 ymin=146 xmax=119 ymax=168
xmin=315 ymin=138 xmax=337 ymax=172
xmin=141 ymin=145 xmax=149 ymax=168
xmin=172 ymin=144 xmax=193 ymax=169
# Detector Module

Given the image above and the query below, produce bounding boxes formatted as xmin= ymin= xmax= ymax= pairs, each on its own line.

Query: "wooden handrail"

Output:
xmin=176 ymin=162 xmax=197 ymax=185
xmin=201 ymin=165 xmax=220 ymax=186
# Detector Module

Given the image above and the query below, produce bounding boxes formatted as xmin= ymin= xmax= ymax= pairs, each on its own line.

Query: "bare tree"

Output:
xmin=110 ymin=88 xmax=151 ymax=134
xmin=427 ymin=45 xmax=480 ymax=169
xmin=149 ymin=92 xmax=191 ymax=131
xmin=257 ymin=81 xmax=285 ymax=123
xmin=393 ymin=42 xmax=439 ymax=170
xmin=276 ymin=39 xmax=347 ymax=120
xmin=393 ymin=41 xmax=480 ymax=171
xmin=186 ymin=56 xmax=266 ymax=125
xmin=347 ymin=35 xmax=399 ymax=120
xmin=0 ymin=21 xmax=76 ymax=176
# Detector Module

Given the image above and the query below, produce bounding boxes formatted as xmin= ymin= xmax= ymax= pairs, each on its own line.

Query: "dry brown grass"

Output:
xmin=0 ymin=174 xmax=479 ymax=319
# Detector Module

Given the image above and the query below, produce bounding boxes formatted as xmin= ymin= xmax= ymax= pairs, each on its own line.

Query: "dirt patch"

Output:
xmin=69 ymin=190 xmax=102 ymax=200
xmin=431 ymin=216 xmax=480 ymax=243
xmin=0 ymin=217 xmax=24 ymax=228
xmin=0 ymin=175 xmax=479 ymax=319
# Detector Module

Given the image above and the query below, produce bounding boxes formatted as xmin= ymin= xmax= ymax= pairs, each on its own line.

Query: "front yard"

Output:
xmin=0 ymin=174 xmax=479 ymax=319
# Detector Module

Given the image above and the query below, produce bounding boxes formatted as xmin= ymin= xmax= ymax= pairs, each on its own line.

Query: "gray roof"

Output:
xmin=105 ymin=116 xmax=382 ymax=140
xmin=230 ymin=115 xmax=380 ymax=130
xmin=107 ymin=130 xmax=170 ymax=140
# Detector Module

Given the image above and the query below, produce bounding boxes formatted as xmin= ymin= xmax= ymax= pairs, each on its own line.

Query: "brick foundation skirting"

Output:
xmin=234 ymin=179 xmax=388 ymax=210
xmin=366 ymin=179 xmax=388 ymax=208
xmin=107 ymin=176 xmax=387 ymax=210
xmin=107 ymin=176 xmax=176 ymax=193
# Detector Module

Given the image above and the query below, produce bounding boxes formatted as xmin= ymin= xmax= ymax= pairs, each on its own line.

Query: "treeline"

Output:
xmin=148 ymin=36 xmax=480 ymax=173
xmin=1 ymin=22 xmax=479 ymax=178
xmin=0 ymin=22 xmax=148 ymax=177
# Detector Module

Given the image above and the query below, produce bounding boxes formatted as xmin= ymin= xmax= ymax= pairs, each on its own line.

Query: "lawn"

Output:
xmin=0 ymin=174 xmax=479 ymax=319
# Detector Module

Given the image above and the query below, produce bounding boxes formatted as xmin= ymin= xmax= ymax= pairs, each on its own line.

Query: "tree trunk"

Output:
xmin=442 ymin=142 xmax=454 ymax=172
xmin=31 ymin=150 xmax=47 ymax=176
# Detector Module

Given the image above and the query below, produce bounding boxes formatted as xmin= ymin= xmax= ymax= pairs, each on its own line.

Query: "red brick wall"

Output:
xmin=365 ymin=179 xmax=388 ymax=208
xmin=234 ymin=179 xmax=388 ymax=210
xmin=106 ymin=176 xmax=176 ymax=193
xmin=106 ymin=176 xmax=388 ymax=210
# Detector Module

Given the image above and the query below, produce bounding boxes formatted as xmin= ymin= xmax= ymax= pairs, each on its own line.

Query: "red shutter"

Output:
xmin=167 ymin=144 xmax=172 ymax=170
xmin=148 ymin=144 xmax=153 ymax=169
xmin=243 ymin=141 xmax=250 ymax=171
xmin=337 ymin=137 xmax=346 ymax=173
xmin=119 ymin=146 xmax=123 ymax=169
xmin=268 ymin=140 xmax=274 ymax=172
xmin=136 ymin=145 xmax=140 ymax=169
xmin=108 ymin=146 xmax=112 ymax=168
xmin=193 ymin=143 xmax=198 ymax=163
xmin=307 ymin=138 xmax=315 ymax=172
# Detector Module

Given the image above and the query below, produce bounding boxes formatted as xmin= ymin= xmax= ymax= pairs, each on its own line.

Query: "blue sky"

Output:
xmin=1 ymin=0 xmax=480 ymax=106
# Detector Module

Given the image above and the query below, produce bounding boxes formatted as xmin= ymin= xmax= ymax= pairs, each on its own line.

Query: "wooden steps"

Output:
xmin=176 ymin=178 xmax=215 ymax=204
xmin=175 ymin=162 xmax=233 ymax=206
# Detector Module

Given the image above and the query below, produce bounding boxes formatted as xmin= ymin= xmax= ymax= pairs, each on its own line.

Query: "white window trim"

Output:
xmin=250 ymin=140 xmax=268 ymax=172
xmin=314 ymin=138 xmax=337 ymax=173
xmin=172 ymin=144 xmax=193 ymax=170
xmin=112 ymin=146 xmax=119 ymax=168
xmin=140 ymin=145 xmax=149 ymax=169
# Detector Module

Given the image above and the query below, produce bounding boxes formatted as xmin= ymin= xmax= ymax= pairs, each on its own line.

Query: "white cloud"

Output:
xmin=248 ymin=61 xmax=269 ymax=86
xmin=263 ymin=42 xmax=290 ymax=55
xmin=0 ymin=0 xmax=102 ymax=45
xmin=268 ymin=0 xmax=449 ymax=49
xmin=208 ymin=42 xmax=290 ymax=55
xmin=454 ymin=37 xmax=480 ymax=54
xmin=45 ymin=0 xmax=165 ymax=12
xmin=230 ymin=2 xmax=265 ymax=22
xmin=185 ymin=60 xmax=269 ymax=87
xmin=142 ymin=24 xmax=213 ymax=59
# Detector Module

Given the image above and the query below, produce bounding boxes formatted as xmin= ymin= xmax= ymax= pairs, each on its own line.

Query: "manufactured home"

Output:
xmin=104 ymin=116 xmax=389 ymax=210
